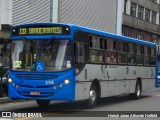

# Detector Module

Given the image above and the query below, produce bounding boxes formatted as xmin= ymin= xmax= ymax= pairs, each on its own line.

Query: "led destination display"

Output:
xmin=12 ymin=25 xmax=70 ymax=36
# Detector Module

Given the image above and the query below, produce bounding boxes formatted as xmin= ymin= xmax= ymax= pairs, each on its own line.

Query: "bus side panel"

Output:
xmin=75 ymin=64 xmax=104 ymax=100
xmin=75 ymin=64 xmax=156 ymax=101
xmin=127 ymin=66 xmax=137 ymax=93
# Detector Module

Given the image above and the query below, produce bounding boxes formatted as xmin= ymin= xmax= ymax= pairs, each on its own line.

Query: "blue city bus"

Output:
xmin=8 ymin=23 xmax=157 ymax=107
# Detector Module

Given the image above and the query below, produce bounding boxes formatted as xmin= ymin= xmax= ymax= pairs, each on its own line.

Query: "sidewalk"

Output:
xmin=0 ymin=97 xmax=27 ymax=104
xmin=0 ymin=97 xmax=11 ymax=104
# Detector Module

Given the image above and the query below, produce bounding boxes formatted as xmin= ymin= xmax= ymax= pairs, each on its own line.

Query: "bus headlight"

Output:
xmin=64 ymin=79 xmax=70 ymax=84
xmin=8 ymin=78 xmax=12 ymax=83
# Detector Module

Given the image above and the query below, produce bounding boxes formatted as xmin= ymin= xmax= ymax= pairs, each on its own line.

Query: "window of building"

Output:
xmin=152 ymin=11 xmax=157 ymax=24
xmin=122 ymin=26 xmax=153 ymax=42
xmin=137 ymin=31 xmax=143 ymax=40
xmin=130 ymin=2 xmax=137 ymax=17
xmin=143 ymin=32 xmax=152 ymax=42
xmin=145 ymin=8 xmax=151 ymax=22
xmin=138 ymin=5 xmax=144 ymax=19
xmin=124 ymin=0 xmax=128 ymax=14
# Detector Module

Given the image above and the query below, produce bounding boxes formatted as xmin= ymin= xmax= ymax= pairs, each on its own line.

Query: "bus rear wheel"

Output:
xmin=36 ymin=100 xmax=50 ymax=107
xmin=87 ymin=84 xmax=97 ymax=108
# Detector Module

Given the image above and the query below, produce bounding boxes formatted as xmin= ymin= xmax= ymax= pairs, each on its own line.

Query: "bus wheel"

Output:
xmin=132 ymin=82 xmax=141 ymax=100
xmin=87 ymin=84 xmax=97 ymax=108
xmin=36 ymin=100 xmax=50 ymax=107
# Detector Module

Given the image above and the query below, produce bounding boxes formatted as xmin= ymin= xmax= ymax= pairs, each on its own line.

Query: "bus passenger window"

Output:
xmin=144 ymin=46 xmax=149 ymax=65
xmin=118 ymin=42 xmax=127 ymax=64
xmin=77 ymin=43 xmax=86 ymax=63
xmin=150 ymin=48 xmax=156 ymax=66
xmin=105 ymin=51 xmax=117 ymax=63
xmin=107 ymin=39 xmax=117 ymax=51
xmin=90 ymin=36 xmax=92 ymax=48
xmin=128 ymin=44 xmax=135 ymax=64
xmin=90 ymin=49 xmax=103 ymax=63
xmin=104 ymin=39 xmax=107 ymax=50
xmin=136 ymin=45 xmax=143 ymax=65
xmin=100 ymin=38 xmax=104 ymax=49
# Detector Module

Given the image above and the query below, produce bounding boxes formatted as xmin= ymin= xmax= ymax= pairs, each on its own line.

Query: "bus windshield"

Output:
xmin=11 ymin=39 xmax=73 ymax=72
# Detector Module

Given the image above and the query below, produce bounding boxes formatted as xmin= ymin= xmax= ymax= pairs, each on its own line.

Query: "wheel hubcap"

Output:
xmin=90 ymin=90 xmax=96 ymax=104
xmin=136 ymin=85 xmax=141 ymax=97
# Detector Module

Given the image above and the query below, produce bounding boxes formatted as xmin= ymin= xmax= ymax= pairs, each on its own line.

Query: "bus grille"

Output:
xmin=15 ymin=74 xmax=57 ymax=80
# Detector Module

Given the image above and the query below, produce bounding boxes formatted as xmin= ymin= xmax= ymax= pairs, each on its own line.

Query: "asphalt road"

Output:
xmin=0 ymin=87 xmax=160 ymax=120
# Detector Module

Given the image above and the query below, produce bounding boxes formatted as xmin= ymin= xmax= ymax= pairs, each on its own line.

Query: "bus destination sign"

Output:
xmin=12 ymin=26 xmax=70 ymax=36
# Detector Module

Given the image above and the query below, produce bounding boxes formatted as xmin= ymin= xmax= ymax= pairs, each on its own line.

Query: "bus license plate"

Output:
xmin=30 ymin=91 xmax=40 ymax=95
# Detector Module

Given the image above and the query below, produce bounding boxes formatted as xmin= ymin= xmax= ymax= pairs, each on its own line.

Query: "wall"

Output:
xmin=12 ymin=0 xmax=121 ymax=34
xmin=1 ymin=0 xmax=12 ymax=25
xmin=59 ymin=0 xmax=117 ymax=33
xmin=12 ymin=0 xmax=50 ymax=25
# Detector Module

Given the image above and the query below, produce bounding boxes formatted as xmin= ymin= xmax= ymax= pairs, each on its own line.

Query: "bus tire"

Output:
xmin=36 ymin=100 xmax=50 ymax=107
xmin=87 ymin=84 xmax=97 ymax=108
xmin=132 ymin=81 xmax=142 ymax=100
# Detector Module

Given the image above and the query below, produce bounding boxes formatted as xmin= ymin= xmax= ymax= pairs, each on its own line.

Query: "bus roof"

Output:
xmin=71 ymin=25 xmax=156 ymax=47
xmin=11 ymin=22 xmax=157 ymax=47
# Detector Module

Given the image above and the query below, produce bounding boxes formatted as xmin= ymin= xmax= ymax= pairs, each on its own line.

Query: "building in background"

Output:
xmin=12 ymin=0 xmax=50 ymax=25
xmin=12 ymin=0 xmax=121 ymax=34
xmin=123 ymin=0 xmax=160 ymax=45
xmin=122 ymin=0 xmax=160 ymax=70
xmin=1 ymin=0 xmax=160 ymax=67
xmin=0 ymin=0 xmax=12 ymax=67
xmin=12 ymin=0 xmax=160 ymax=44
